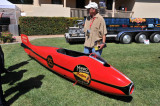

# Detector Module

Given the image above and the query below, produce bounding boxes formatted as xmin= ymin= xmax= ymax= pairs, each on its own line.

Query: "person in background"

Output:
xmin=0 ymin=12 xmax=8 ymax=106
xmin=0 ymin=13 xmax=9 ymax=73
xmin=83 ymin=2 xmax=107 ymax=56
xmin=0 ymin=46 xmax=9 ymax=73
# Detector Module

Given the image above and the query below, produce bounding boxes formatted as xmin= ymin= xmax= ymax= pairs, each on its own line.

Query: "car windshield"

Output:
xmin=89 ymin=53 xmax=110 ymax=67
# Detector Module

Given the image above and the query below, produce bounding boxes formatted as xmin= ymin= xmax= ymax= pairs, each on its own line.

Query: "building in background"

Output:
xmin=5 ymin=0 xmax=160 ymax=18
xmin=1 ymin=0 xmax=160 ymax=36
xmin=6 ymin=0 xmax=160 ymax=18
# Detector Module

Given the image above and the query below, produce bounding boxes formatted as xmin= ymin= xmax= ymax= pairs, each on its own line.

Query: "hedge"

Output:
xmin=19 ymin=17 xmax=84 ymax=35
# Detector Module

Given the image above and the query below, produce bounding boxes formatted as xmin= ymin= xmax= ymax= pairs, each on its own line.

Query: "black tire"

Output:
xmin=65 ymin=37 xmax=69 ymax=43
xmin=150 ymin=32 xmax=160 ymax=43
xmin=120 ymin=33 xmax=132 ymax=44
xmin=135 ymin=32 xmax=148 ymax=43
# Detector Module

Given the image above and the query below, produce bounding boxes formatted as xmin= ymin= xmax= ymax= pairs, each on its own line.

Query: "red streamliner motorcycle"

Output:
xmin=21 ymin=34 xmax=134 ymax=96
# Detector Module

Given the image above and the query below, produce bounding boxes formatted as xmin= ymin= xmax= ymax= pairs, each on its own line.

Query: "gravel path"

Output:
xmin=0 ymin=35 xmax=64 ymax=45
xmin=13 ymin=35 xmax=64 ymax=43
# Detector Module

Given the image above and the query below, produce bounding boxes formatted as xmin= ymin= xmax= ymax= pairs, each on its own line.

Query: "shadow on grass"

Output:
xmin=7 ymin=59 xmax=32 ymax=72
xmin=77 ymin=84 xmax=133 ymax=102
xmin=2 ymin=60 xmax=31 ymax=85
xmin=2 ymin=70 xmax=27 ymax=85
xmin=4 ymin=75 xmax=44 ymax=105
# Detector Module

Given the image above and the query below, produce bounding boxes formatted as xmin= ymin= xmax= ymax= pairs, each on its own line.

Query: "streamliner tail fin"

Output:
xmin=21 ymin=34 xmax=32 ymax=46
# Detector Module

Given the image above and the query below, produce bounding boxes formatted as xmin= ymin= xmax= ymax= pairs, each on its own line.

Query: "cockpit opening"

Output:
xmin=57 ymin=48 xmax=89 ymax=57
xmin=89 ymin=53 xmax=110 ymax=67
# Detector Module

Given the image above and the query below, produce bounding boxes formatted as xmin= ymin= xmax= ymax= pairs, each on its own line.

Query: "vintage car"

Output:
xmin=21 ymin=34 xmax=134 ymax=96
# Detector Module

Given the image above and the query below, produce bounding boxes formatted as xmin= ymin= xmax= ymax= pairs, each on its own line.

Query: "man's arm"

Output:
xmin=99 ymin=34 xmax=106 ymax=50
xmin=99 ymin=18 xmax=107 ymax=50
xmin=102 ymin=34 xmax=106 ymax=43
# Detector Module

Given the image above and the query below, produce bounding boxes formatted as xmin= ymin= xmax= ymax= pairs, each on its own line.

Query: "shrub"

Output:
xmin=0 ymin=31 xmax=16 ymax=43
xmin=19 ymin=17 xmax=84 ymax=35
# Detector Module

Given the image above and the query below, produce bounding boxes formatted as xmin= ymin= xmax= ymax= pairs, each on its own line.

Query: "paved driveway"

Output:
xmin=13 ymin=35 xmax=64 ymax=43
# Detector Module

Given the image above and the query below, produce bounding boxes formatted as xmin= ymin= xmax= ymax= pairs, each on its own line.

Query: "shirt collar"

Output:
xmin=94 ymin=13 xmax=99 ymax=18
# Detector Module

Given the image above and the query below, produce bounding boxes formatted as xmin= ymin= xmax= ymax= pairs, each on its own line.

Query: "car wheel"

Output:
xmin=120 ymin=33 xmax=132 ymax=44
xmin=135 ymin=32 xmax=147 ymax=43
xmin=150 ymin=32 xmax=160 ymax=43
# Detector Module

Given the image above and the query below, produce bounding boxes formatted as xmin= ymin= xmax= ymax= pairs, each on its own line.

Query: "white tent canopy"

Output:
xmin=0 ymin=0 xmax=16 ymax=8
xmin=0 ymin=0 xmax=21 ymax=24
xmin=0 ymin=0 xmax=21 ymax=36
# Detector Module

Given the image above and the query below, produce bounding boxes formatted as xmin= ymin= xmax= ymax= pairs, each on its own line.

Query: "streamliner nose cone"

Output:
xmin=129 ymin=83 xmax=134 ymax=95
xmin=121 ymin=82 xmax=134 ymax=96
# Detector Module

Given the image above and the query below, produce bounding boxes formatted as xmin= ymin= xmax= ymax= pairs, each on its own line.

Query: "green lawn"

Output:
xmin=1 ymin=37 xmax=160 ymax=106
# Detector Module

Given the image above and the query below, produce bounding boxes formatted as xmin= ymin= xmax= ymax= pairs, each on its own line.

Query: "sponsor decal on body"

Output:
xmin=47 ymin=55 xmax=54 ymax=68
xmin=73 ymin=65 xmax=91 ymax=85
xmin=22 ymin=36 xmax=28 ymax=43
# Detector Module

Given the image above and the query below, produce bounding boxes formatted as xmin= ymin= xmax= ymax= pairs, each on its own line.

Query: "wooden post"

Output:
xmin=64 ymin=0 xmax=66 ymax=7
xmin=33 ymin=0 xmax=40 ymax=6
xmin=112 ymin=0 xmax=115 ymax=17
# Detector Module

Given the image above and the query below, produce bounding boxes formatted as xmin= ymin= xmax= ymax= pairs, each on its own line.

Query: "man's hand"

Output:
xmin=99 ymin=43 xmax=105 ymax=50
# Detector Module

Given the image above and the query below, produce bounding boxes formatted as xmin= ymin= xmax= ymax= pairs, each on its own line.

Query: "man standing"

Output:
xmin=0 ymin=46 xmax=9 ymax=73
xmin=84 ymin=2 xmax=107 ymax=56
xmin=0 ymin=13 xmax=9 ymax=73
xmin=0 ymin=12 xmax=8 ymax=106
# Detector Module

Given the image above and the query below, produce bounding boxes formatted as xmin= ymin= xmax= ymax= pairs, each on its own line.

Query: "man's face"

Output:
xmin=88 ymin=8 xmax=96 ymax=16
